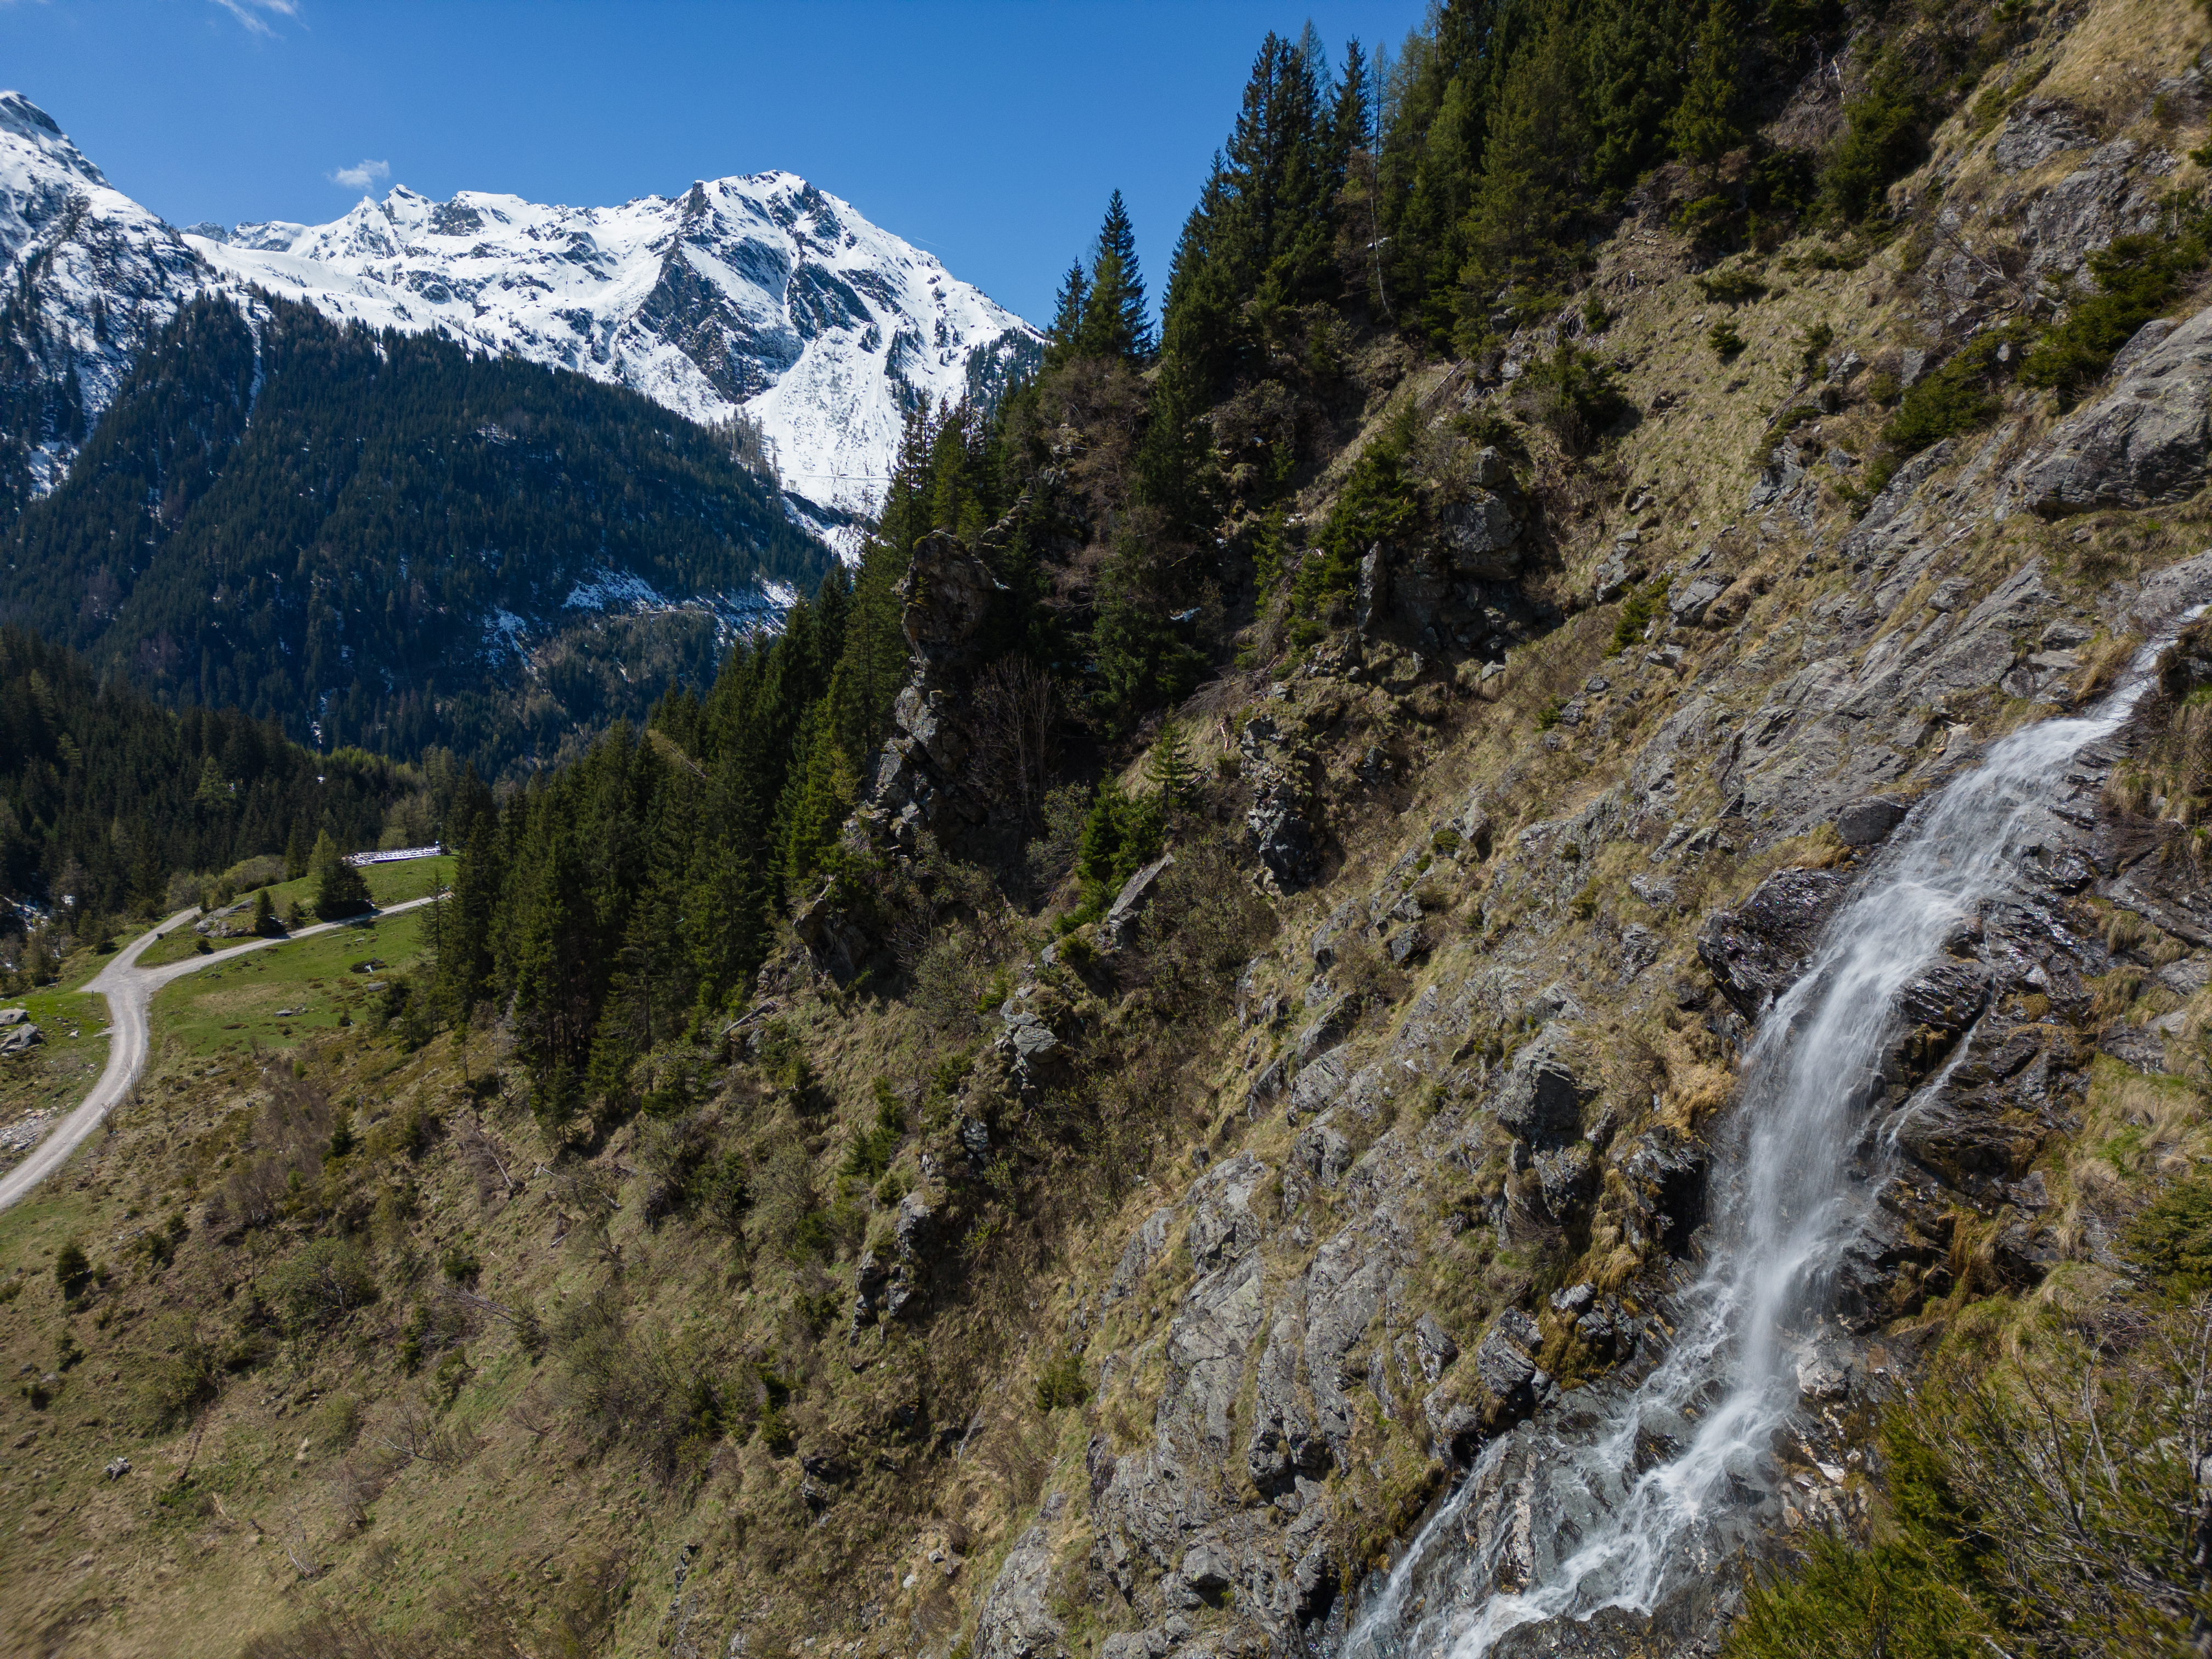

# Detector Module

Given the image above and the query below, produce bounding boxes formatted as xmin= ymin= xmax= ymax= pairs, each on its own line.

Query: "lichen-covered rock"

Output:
xmin=1492 ymin=1022 xmax=1598 ymax=1147
xmin=1293 ymin=1118 xmax=1353 ymax=1187
xmin=2012 ymin=302 xmax=2212 ymax=515
xmin=1697 ymin=867 xmax=1853 ymax=1018
xmin=975 ymin=1526 xmax=1068 ymax=1659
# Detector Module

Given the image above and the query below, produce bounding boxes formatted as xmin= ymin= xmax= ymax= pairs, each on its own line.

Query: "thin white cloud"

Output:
xmin=210 ymin=0 xmax=301 ymax=36
xmin=330 ymin=158 xmax=390 ymax=191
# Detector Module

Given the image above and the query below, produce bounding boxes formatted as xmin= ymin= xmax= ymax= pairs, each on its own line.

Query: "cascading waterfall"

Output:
xmin=1341 ymin=622 xmax=2197 ymax=1659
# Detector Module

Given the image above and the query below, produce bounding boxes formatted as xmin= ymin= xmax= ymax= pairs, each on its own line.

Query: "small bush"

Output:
xmin=2128 ymin=1177 xmax=2212 ymax=1291
xmin=1695 ymin=267 xmax=1768 ymax=304
xmin=1035 ymin=1349 xmax=1090 ymax=1412
xmin=554 ymin=1291 xmax=729 ymax=1485
xmin=1513 ymin=345 xmax=1629 ymax=455
xmin=2022 ymin=221 xmax=2210 ymax=402
xmin=1731 ymin=1534 xmax=1990 ymax=1659
xmin=1798 ymin=321 xmax=1835 ymax=375
xmin=264 ymin=1238 xmax=377 ymax=1335
xmin=1610 ymin=585 xmax=1663 ymax=655
xmin=1707 ymin=321 xmax=1747 ymax=359
xmin=54 ymin=1242 xmax=91 ymax=1301
xmin=1881 ymin=333 xmax=2016 ymax=456
xmin=137 ymin=1324 xmax=223 ymax=1430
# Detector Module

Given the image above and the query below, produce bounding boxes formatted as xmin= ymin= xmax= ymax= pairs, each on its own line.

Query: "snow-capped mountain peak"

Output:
xmin=0 ymin=92 xmax=1040 ymax=555
xmin=186 ymin=171 xmax=1040 ymax=548
xmin=0 ymin=92 xmax=201 ymax=501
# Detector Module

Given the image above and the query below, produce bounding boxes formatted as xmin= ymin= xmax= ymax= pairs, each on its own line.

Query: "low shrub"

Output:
xmin=1513 ymin=345 xmax=1629 ymax=455
xmin=264 ymin=1238 xmax=377 ymax=1334
xmin=1035 ymin=1349 xmax=1090 ymax=1412
xmin=137 ymin=1325 xmax=224 ymax=1430
xmin=2128 ymin=1176 xmax=2212 ymax=1291
xmin=2022 ymin=219 xmax=2210 ymax=402
xmin=1695 ymin=267 xmax=1768 ymax=304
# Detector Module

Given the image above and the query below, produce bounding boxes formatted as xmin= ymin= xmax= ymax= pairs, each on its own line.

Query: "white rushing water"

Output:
xmin=1340 ymin=624 xmax=2194 ymax=1659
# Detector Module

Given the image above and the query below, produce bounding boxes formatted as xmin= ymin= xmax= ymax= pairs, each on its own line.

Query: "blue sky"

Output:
xmin=4 ymin=0 xmax=1430 ymax=325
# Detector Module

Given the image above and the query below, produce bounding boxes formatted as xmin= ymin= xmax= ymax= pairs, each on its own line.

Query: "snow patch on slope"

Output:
xmin=188 ymin=173 xmax=1041 ymax=541
xmin=0 ymin=92 xmax=204 ymax=487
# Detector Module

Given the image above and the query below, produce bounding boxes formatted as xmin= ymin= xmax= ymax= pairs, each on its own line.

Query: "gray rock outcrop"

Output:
xmin=2011 ymin=305 xmax=2212 ymax=515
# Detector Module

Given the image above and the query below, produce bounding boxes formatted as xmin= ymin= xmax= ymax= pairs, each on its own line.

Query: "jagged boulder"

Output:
xmin=975 ymin=1525 xmax=1068 ymax=1659
xmin=1493 ymin=1023 xmax=1598 ymax=1148
xmin=1101 ymin=854 xmax=1175 ymax=953
xmin=1242 ymin=714 xmax=1322 ymax=893
xmin=1697 ymin=867 xmax=1853 ymax=1018
xmin=1836 ymin=796 xmax=1908 ymax=845
xmin=2012 ymin=303 xmax=2212 ymax=515
xmin=1439 ymin=489 xmax=1522 ymax=578
xmin=899 ymin=529 xmax=1000 ymax=666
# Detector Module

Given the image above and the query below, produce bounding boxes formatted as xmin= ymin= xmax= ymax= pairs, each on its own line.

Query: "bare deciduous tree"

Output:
xmin=970 ymin=657 xmax=1063 ymax=826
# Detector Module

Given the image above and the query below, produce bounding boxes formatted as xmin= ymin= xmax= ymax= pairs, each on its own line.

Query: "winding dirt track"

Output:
xmin=0 ymin=895 xmax=436 ymax=1215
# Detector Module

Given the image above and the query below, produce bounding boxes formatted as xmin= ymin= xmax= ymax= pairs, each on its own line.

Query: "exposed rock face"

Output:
xmin=1360 ymin=443 xmax=1560 ymax=657
xmin=1696 ymin=868 xmax=1852 ymax=1018
xmin=1241 ymin=712 xmax=1323 ymax=892
xmin=2011 ymin=306 xmax=2212 ymax=515
xmin=976 ymin=1526 xmax=1067 ymax=1659
xmin=959 ymin=65 xmax=2212 ymax=1659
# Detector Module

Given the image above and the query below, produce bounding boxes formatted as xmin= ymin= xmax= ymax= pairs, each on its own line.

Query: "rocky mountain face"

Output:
xmin=0 ymin=91 xmax=197 ymax=518
xmin=0 ymin=92 xmax=1040 ymax=555
xmin=187 ymin=174 xmax=1040 ymax=551
xmin=790 ymin=9 xmax=2212 ymax=1658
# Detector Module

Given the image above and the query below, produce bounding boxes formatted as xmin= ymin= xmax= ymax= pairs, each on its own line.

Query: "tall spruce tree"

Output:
xmin=309 ymin=829 xmax=372 ymax=921
xmin=1046 ymin=261 xmax=1089 ymax=367
xmin=1077 ymin=190 xmax=1154 ymax=363
xmin=1452 ymin=6 xmax=1593 ymax=340
xmin=1669 ymin=0 xmax=1745 ymax=177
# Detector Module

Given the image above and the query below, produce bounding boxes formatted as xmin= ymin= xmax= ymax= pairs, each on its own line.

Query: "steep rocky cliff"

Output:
xmin=5 ymin=4 xmax=2212 ymax=1656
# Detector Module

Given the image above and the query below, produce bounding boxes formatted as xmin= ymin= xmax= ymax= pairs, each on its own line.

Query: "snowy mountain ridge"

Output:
xmin=0 ymin=92 xmax=1041 ymax=553
xmin=0 ymin=91 xmax=200 ymax=505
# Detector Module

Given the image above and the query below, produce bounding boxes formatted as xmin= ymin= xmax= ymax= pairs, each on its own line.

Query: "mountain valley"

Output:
xmin=3 ymin=2 xmax=2212 ymax=1658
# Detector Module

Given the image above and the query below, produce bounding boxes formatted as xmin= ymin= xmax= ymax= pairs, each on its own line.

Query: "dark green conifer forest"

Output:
xmin=0 ymin=0 xmax=1996 ymax=1048
xmin=0 ymin=294 xmax=831 ymax=777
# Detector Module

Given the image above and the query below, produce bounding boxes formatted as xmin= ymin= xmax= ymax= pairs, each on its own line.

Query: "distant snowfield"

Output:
xmin=186 ymin=174 xmax=1040 ymax=548
xmin=0 ymin=91 xmax=1040 ymax=561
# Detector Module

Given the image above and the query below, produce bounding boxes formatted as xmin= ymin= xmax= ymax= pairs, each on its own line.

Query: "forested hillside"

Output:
xmin=0 ymin=623 xmax=444 ymax=949
xmin=0 ymin=295 xmax=833 ymax=777
xmin=6 ymin=1 xmax=2212 ymax=1657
